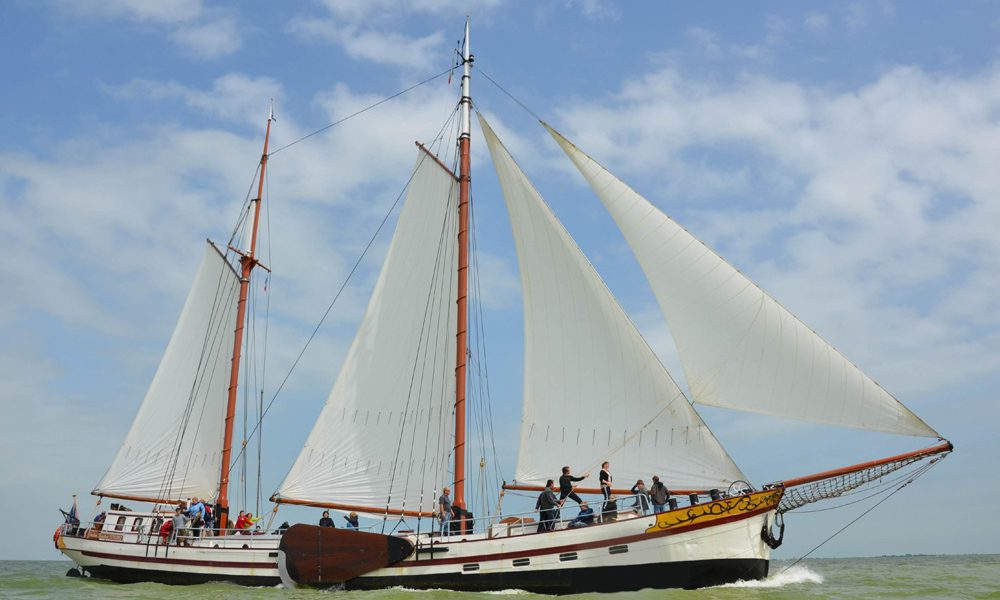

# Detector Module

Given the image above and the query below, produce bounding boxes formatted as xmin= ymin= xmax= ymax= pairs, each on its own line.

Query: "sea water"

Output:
xmin=0 ymin=555 xmax=997 ymax=599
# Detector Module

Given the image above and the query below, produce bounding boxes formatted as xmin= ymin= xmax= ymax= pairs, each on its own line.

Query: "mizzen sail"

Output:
xmin=94 ymin=242 xmax=241 ymax=501
xmin=273 ymin=149 xmax=459 ymax=516
xmin=547 ymin=125 xmax=938 ymax=438
xmin=481 ymin=115 xmax=746 ymax=491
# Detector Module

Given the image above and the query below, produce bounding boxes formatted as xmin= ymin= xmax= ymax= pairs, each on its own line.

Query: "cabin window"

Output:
xmin=114 ymin=516 xmax=127 ymax=532
xmin=609 ymin=544 xmax=628 ymax=555
xmin=131 ymin=517 xmax=144 ymax=532
xmin=463 ymin=564 xmax=480 ymax=572
xmin=512 ymin=558 xmax=530 ymax=567
xmin=559 ymin=552 xmax=578 ymax=562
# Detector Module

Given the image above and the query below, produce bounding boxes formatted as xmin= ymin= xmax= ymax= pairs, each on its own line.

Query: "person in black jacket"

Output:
xmin=318 ymin=510 xmax=335 ymax=528
xmin=535 ymin=480 xmax=559 ymax=532
xmin=649 ymin=475 xmax=670 ymax=513
xmin=599 ymin=461 xmax=612 ymax=512
xmin=559 ymin=466 xmax=589 ymax=506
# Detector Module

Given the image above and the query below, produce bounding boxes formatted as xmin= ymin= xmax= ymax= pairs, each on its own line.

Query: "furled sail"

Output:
xmin=94 ymin=242 xmax=241 ymax=501
xmin=547 ymin=125 xmax=938 ymax=438
xmin=480 ymin=115 xmax=746 ymax=491
xmin=273 ymin=149 xmax=459 ymax=515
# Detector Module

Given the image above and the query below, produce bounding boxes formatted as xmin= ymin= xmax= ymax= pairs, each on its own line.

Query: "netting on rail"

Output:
xmin=777 ymin=453 xmax=944 ymax=514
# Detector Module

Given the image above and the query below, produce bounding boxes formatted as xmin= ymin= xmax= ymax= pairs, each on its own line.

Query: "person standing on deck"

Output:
xmin=535 ymin=480 xmax=559 ymax=532
xmin=599 ymin=461 xmax=612 ymax=511
xmin=630 ymin=480 xmax=650 ymax=514
xmin=234 ymin=510 xmax=247 ymax=531
xmin=649 ymin=476 xmax=670 ymax=513
xmin=170 ymin=507 xmax=187 ymax=546
xmin=186 ymin=497 xmax=206 ymax=537
xmin=438 ymin=487 xmax=453 ymax=536
xmin=559 ymin=466 xmax=589 ymax=506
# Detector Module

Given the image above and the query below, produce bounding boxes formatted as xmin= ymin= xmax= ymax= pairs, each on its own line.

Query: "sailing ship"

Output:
xmin=56 ymin=20 xmax=951 ymax=592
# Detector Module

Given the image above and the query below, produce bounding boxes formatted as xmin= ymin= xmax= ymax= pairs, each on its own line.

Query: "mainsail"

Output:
xmin=480 ymin=115 xmax=746 ymax=491
xmin=94 ymin=242 xmax=241 ymax=501
xmin=274 ymin=149 xmax=459 ymax=515
xmin=547 ymin=125 xmax=938 ymax=438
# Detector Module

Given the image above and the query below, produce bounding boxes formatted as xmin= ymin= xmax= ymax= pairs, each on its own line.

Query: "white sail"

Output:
xmin=480 ymin=115 xmax=746 ymax=491
xmin=547 ymin=125 xmax=939 ymax=438
xmin=274 ymin=149 xmax=459 ymax=515
xmin=94 ymin=242 xmax=241 ymax=501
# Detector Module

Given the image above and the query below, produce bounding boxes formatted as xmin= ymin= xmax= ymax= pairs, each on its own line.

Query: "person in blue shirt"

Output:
xmin=344 ymin=512 xmax=360 ymax=530
xmin=186 ymin=497 xmax=206 ymax=537
xmin=569 ymin=501 xmax=595 ymax=528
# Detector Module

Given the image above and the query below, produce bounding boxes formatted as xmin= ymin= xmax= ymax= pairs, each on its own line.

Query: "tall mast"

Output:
xmin=218 ymin=103 xmax=273 ymax=528
xmin=454 ymin=17 xmax=472 ymax=518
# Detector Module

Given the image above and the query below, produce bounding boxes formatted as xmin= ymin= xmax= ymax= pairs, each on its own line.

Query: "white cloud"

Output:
xmin=57 ymin=0 xmax=203 ymax=24
xmin=805 ymin=11 xmax=830 ymax=32
xmin=171 ymin=15 xmax=242 ymax=59
xmin=565 ymin=0 xmax=618 ymax=21
xmin=288 ymin=0 xmax=506 ymax=70
xmin=105 ymin=74 xmax=283 ymax=125
xmin=289 ymin=18 xmax=446 ymax=70
xmin=50 ymin=0 xmax=242 ymax=59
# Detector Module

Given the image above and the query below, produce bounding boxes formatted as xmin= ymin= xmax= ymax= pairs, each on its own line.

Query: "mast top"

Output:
xmin=459 ymin=17 xmax=472 ymax=140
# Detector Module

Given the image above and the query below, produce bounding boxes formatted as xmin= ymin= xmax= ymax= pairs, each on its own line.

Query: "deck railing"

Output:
xmin=60 ymin=489 xmax=738 ymax=547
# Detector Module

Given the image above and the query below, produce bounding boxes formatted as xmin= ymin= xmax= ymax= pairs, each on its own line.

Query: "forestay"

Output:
xmin=547 ymin=125 xmax=938 ymax=438
xmin=94 ymin=242 xmax=241 ymax=501
xmin=274 ymin=150 xmax=459 ymax=515
xmin=480 ymin=115 xmax=745 ymax=491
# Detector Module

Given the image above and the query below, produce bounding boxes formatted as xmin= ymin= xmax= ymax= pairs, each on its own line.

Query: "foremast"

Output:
xmin=218 ymin=104 xmax=274 ymax=528
xmin=453 ymin=16 xmax=472 ymax=523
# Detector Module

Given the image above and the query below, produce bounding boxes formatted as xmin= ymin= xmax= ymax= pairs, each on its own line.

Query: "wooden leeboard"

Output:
xmin=279 ymin=524 xmax=414 ymax=585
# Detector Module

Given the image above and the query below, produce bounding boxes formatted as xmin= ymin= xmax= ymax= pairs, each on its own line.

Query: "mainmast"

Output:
xmin=218 ymin=104 xmax=273 ymax=529
xmin=454 ymin=17 xmax=472 ymax=520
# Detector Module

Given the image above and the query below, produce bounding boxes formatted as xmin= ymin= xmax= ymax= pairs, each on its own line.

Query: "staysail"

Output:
xmin=547 ymin=125 xmax=938 ymax=438
xmin=273 ymin=149 xmax=459 ymax=516
xmin=94 ymin=242 xmax=241 ymax=501
xmin=480 ymin=115 xmax=746 ymax=491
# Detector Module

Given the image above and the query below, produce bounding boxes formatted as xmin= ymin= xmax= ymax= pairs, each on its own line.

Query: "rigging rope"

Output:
xmin=267 ymin=66 xmax=458 ymax=157
xmin=476 ymin=66 xmax=544 ymax=122
xmin=778 ymin=456 xmax=943 ymax=575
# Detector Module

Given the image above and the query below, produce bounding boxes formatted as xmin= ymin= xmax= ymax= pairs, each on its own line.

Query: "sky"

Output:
xmin=2 ymin=0 xmax=999 ymax=561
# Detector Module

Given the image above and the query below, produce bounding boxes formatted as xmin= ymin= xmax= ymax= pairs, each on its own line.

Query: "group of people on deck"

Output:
xmin=157 ymin=497 xmax=270 ymax=545
xmin=317 ymin=510 xmax=360 ymax=529
xmin=534 ymin=462 xmax=672 ymax=532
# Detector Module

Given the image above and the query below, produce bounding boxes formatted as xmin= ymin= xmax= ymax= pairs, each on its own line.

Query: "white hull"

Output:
xmin=356 ymin=511 xmax=773 ymax=592
xmin=278 ymin=491 xmax=783 ymax=593
xmin=59 ymin=491 xmax=780 ymax=592
xmin=59 ymin=532 xmax=281 ymax=585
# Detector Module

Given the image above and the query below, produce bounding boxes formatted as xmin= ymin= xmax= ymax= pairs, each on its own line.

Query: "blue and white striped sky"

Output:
xmin=3 ymin=0 xmax=998 ymax=559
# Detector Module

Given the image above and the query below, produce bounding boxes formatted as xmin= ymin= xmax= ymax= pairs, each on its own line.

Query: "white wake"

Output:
xmin=718 ymin=564 xmax=824 ymax=588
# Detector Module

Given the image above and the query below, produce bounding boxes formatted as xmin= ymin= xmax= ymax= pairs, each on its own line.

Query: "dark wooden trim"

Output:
xmin=81 ymin=549 xmax=275 ymax=570
xmin=780 ymin=440 xmax=953 ymax=488
xmin=271 ymin=496 xmax=434 ymax=517
xmin=502 ymin=484 xmax=707 ymax=496
xmin=415 ymin=142 xmax=460 ymax=180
